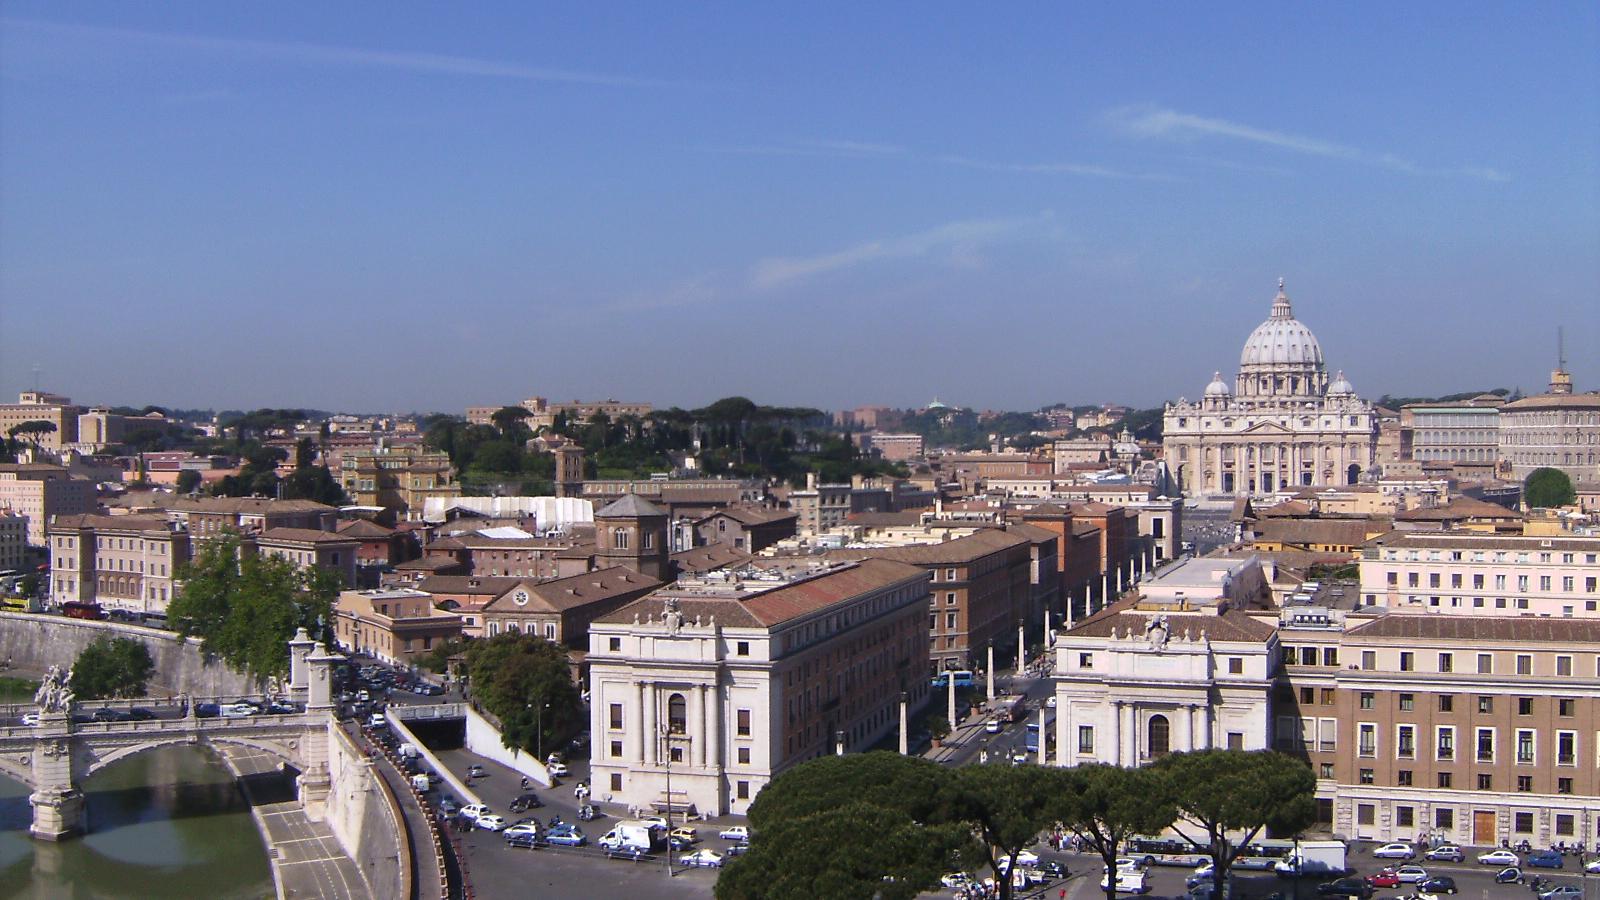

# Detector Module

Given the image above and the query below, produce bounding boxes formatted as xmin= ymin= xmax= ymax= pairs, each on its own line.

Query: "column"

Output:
xmin=1110 ymin=701 xmax=1122 ymax=766
xmin=1123 ymin=703 xmax=1136 ymax=763
xmin=986 ymin=644 xmax=996 ymax=701
xmin=1036 ymin=704 xmax=1048 ymax=766
xmin=633 ymin=681 xmax=647 ymax=763
xmin=642 ymin=683 xmax=657 ymax=766
xmin=694 ymin=684 xmax=708 ymax=768
xmin=1042 ymin=610 xmax=1051 ymax=654
xmin=706 ymin=681 xmax=721 ymax=770
xmin=898 ymin=694 xmax=909 ymax=756
xmin=1178 ymin=704 xmax=1193 ymax=752
xmin=947 ymin=673 xmax=957 ymax=730
xmin=1017 ymin=622 xmax=1026 ymax=670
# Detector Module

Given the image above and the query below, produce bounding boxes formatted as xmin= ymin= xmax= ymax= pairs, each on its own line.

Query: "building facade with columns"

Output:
xmin=585 ymin=558 xmax=931 ymax=817
xmin=1163 ymin=282 xmax=1378 ymax=499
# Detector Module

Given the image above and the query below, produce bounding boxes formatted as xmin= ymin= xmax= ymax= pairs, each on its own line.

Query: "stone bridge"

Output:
xmin=0 ymin=629 xmax=346 ymax=841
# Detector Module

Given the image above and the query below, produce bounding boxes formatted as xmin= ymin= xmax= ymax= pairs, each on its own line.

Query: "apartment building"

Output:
xmin=863 ymin=433 xmax=925 ymax=462
xmin=169 ymin=496 xmax=338 ymax=537
xmin=48 ymin=514 xmax=191 ymax=614
xmin=333 ymin=588 xmax=463 ymax=666
xmin=0 ymin=464 xmax=96 ymax=546
xmin=1359 ymin=532 xmax=1600 ymax=617
xmin=249 ymin=528 xmax=359 ymax=587
xmin=1319 ymin=616 xmax=1600 ymax=847
xmin=338 ymin=444 xmax=460 ymax=521
xmin=476 ymin=567 xmax=660 ymax=649
xmin=586 ymin=558 xmax=931 ymax=816
xmin=0 ymin=514 xmax=29 ymax=572
xmin=1402 ymin=397 xmax=1503 ymax=464
xmin=0 ymin=391 xmax=82 ymax=451
xmin=691 ymin=506 xmax=798 ymax=553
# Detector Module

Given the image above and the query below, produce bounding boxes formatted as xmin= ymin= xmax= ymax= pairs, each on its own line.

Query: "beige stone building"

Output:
xmin=48 ymin=514 xmax=191 ymax=614
xmin=1498 ymin=385 xmax=1600 ymax=484
xmin=251 ymin=528 xmax=360 ymax=587
xmin=477 ymin=567 xmax=660 ymax=649
xmin=338 ymin=444 xmax=460 ymax=521
xmin=0 ymin=392 xmax=82 ymax=451
xmin=0 ymin=463 xmax=96 ymax=546
xmin=586 ymin=558 xmax=931 ymax=816
xmin=0 ymin=513 xmax=28 ymax=573
xmin=1163 ymin=281 xmax=1378 ymax=498
xmin=1359 ymin=531 xmax=1600 ymax=617
xmin=333 ymin=588 xmax=463 ymax=666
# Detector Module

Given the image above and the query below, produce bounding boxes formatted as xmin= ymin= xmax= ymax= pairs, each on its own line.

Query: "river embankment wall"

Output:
xmin=0 ymin=613 xmax=257 ymax=697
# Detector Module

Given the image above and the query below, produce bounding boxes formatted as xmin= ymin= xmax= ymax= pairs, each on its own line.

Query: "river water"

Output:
xmin=0 ymin=745 xmax=274 ymax=899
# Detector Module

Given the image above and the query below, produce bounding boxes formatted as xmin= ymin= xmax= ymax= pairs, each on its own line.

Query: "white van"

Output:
xmin=1100 ymin=869 xmax=1150 ymax=894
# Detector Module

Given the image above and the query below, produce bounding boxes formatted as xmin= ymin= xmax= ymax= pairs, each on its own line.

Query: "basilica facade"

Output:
xmin=1163 ymin=281 xmax=1377 ymax=499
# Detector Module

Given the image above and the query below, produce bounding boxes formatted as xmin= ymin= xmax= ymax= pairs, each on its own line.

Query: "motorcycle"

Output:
xmin=577 ymin=804 xmax=595 ymax=821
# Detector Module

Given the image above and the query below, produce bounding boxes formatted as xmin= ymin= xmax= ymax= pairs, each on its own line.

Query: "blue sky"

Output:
xmin=2 ymin=4 xmax=1596 ymax=413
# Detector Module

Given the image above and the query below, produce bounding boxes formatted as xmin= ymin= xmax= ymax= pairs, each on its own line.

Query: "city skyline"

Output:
xmin=2 ymin=4 xmax=1596 ymax=411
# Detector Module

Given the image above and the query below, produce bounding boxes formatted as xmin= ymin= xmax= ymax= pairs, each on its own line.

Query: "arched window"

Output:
xmin=667 ymin=693 xmax=687 ymax=734
xmin=1148 ymin=714 xmax=1170 ymax=758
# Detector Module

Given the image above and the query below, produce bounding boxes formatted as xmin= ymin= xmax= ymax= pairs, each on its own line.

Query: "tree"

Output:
xmin=168 ymin=533 xmax=339 ymax=682
xmin=1151 ymin=750 xmax=1317 ymax=899
xmin=947 ymin=765 xmax=1070 ymax=900
xmin=175 ymin=469 xmax=202 ymax=494
xmin=489 ymin=405 xmax=532 ymax=438
xmin=1525 ymin=467 xmax=1576 ymax=509
xmin=721 ymin=753 xmax=972 ymax=900
xmin=71 ymin=636 xmax=155 ymax=700
xmin=1055 ymin=765 xmax=1176 ymax=900
xmin=463 ymin=632 xmax=582 ymax=757
xmin=7 ymin=420 xmax=56 ymax=448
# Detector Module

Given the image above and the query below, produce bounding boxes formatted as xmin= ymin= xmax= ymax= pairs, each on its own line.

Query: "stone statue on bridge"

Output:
xmin=33 ymin=666 xmax=74 ymax=714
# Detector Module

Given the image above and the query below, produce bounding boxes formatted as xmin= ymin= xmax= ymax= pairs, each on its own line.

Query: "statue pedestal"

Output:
xmin=29 ymin=788 xmax=83 ymax=841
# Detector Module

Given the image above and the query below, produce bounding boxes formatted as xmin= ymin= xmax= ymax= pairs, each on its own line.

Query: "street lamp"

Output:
xmin=659 ymin=722 xmax=675 ymax=877
xmin=531 ymin=701 xmax=551 ymax=761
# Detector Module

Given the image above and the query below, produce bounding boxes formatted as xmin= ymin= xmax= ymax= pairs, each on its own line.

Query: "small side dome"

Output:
xmin=1204 ymin=372 xmax=1232 ymax=397
xmin=1328 ymin=370 xmax=1355 ymax=395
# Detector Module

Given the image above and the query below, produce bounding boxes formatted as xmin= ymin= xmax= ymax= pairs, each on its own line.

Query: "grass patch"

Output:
xmin=0 ymin=676 xmax=40 ymax=704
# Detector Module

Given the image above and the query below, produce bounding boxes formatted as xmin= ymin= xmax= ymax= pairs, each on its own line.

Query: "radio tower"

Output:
xmin=1550 ymin=326 xmax=1573 ymax=395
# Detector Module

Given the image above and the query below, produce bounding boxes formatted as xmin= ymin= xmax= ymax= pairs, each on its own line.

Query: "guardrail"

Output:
xmin=360 ymin=722 xmax=464 ymax=900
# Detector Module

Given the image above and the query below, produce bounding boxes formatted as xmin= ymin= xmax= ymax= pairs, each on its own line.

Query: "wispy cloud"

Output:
xmin=750 ymin=213 xmax=1059 ymax=290
xmin=4 ymin=18 xmax=678 ymax=89
xmin=709 ymin=140 xmax=1161 ymax=180
xmin=1106 ymin=105 xmax=1508 ymax=182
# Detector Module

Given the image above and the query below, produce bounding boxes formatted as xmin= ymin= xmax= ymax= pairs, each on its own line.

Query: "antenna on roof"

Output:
xmin=1558 ymin=326 xmax=1566 ymax=370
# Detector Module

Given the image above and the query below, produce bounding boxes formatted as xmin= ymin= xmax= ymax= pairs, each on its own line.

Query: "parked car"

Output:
xmin=91 ymin=708 xmax=127 ymax=722
xmin=1036 ymin=861 xmax=1067 ymax=880
xmin=1587 ymin=859 xmax=1600 ymax=875
xmin=546 ymin=761 xmax=569 ymax=777
xmin=545 ymin=824 xmax=585 ymax=847
xmin=1424 ymin=845 xmax=1463 ymax=863
xmin=1372 ymin=843 xmax=1415 ymax=860
xmin=669 ymin=826 xmax=698 ymax=844
xmin=1528 ymin=851 xmax=1565 ymax=869
xmin=508 ymin=793 xmax=543 ymax=812
xmin=466 ymin=765 xmax=488 ymax=779
xmin=941 ymin=873 xmax=973 ymax=889
xmin=220 ymin=702 xmax=258 ymax=718
xmin=1494 ymin=867 xmax=1525 ymax=884
xmin=985 ymin=718 xmax=1003 ymax=734
xmin=1316 ymin=877 xmax=1375 ymax=898
xmin=1187 ymin=863 xmax=1216 ymax=889
xmin=19 ymin=713 xmax=39 ymax=727
xmin=1538 ymin=887 xmax=1584 ymax=900
xmin=437 ymin=798 xmax=459 ymax=817
xmin=1395 ymin=865 xmax=1429 ymax=884
xmin=473 ymin=813 xmax=507 ymax=832
xmin=127 ymin=708 xmax=157 ymax=721
xmin=1366 ymin=870 xmax=1401 ymax=888
xmin=459 ymin=803 xmax=491 ymax=821
xmin=680 ymin=849 xmax=724 ymax=868
xmin=505 ymin=833 xmax=544 ymax=850
xmin=1418 ymin=875 xmax=1457 ymax=894
xmin=718 ymin=825 xmax=750 ymax=842
xmin=1478 ymin=850 xmax=1521 ymax=867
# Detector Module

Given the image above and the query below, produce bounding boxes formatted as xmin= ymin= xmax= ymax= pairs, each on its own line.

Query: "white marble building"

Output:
xmin=1163 ymin=281 xmax=1378 ymax=498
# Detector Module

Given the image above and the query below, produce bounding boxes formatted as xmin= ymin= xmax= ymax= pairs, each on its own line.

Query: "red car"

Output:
xmin=1366 ymin=869 xmax=1402 ymax=888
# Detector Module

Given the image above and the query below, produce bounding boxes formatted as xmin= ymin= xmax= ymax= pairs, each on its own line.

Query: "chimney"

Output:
xmin=806 ymin=472 xmax=817 ymax=491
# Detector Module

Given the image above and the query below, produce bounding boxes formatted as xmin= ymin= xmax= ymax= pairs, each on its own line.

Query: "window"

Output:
xmin=945 ymin=568 xmax=956 ymax=581
xmin=1397 ymin=769 xmax=1413 ymax=786
xmin=1396 ymin=806 xmax=1414 ymax=828
xmin=1321 ymin=688 xmax=1335 ymax=706
xmin=1558 ymin=731 xmax=1576 ymax=765
xmin=1320 ymin=763 xmax=1334 ymax=779
xmin=1439 ymin=694 xmax=1454 ymax=713
xmin=1148 ymin=715 xmax=1170 ymax=757
xmin=1559 ymin=778 xmax=1574 ymax=795
xmin=668 ymin=747 xmax=683 ymax=763
xmin=1397 ymin=725 xmax=1415 ymax=758
xmin=1518 ymin=697 xmax=1534 ymax=716
xmin=1079 ymin=653 xmax=1094 ymax=669
xmin=1560 ymin=698 xmax=1576 ymax=717
xmin=1399 ymin=652 xmax=1414 ymax=672
xmin=1359 ymin=768 xmax=1374 ymax=784
xmin=609 ymin=637 xmax=622 ymax=652
xmin=1517 ymin=729 xmax=1535 ymax=763
xmin=1358 ymin=723 xmax=1376 ymax=757
xmin=1323 ymin=647 xmax=1338 ymax=666
xmin=1477 ymin=773 xmax=1493 ymax=791
xmin=1300 ymin=647 xmax=1317 ymax=666
xmin=1516 ymin=654 xmax=1532 ymax=675
xmin=1558 ymin=656 xmax=1573 ymax=676
xmin=736 ymin=780 xmax=749 ymax=800
xmin=610 ymin=773 xmax=623 ymax=792
xmin=1477 ymin=653 xmax=1493 ymax=674
xmin=609 ymin=703 xmax=624 ymax=730
xmin=1516 ymin=775 xmax=1533 ymax=792
xmin=1399 ymin=693 xmax=1414 ymax=711
xmin=667 ymin=693 xmax=687 ymax=734
xmin=1228 ymin=657 xmax=1243 ymax=674
xmin=1437 ymin=772 xmax=1453 ymax=789
xmin=1438 ymin=652 xmax=1453 ymax=673
xmin=1299 ymin=687 xmax=1314 ymax=705
xmin=945 ymin=613 xmax=956 ymax=629
xmin=1435 ymin=808 xmax=1454 ymax=829
xmin=1227 ymin=732 xmax=1244 ymax=750
xmin=1515 ymin=812 xmax=1534 ymax=833
xmin=736 ymin=641 xmax=750 ymax=656
xmin=1360 ymin=691 xmax=1374 ymax=710
xmin=610 ymin=740 xmax=623 ymax=758
xmin=1079 ymin=725 xmax=1095 ymax=754
xmin=737 ymin=747 xmax=750 ymax=765
xmin=1358 ymin=804 xmax=1375 ymax=826
xmin=641 ymin=530 xmax=654 ymax=550
xmin=736 ymin=708 xmax=751 ymax=737
xmin=1476 ymin=728 xmax=1495 ymax=762
xmin=1478 ymin=696 xmax=1493 ymax=714
xmin=945 ymin=592 xmax=956 ymax=605
xmin=611 ymin=528 xmax=629 ymax=550
xmin=1361 ymin=650 xmax=1376 ymax=670
xmin=1557 ymin=813 xmax=1576 ymax=834
xmin=1437 ymin=726 xmax=1455 ymax=760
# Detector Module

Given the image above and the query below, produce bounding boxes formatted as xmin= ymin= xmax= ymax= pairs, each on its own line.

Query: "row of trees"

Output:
xmin=71 ymin=636 xmax=156 ymax=700
xmin=716 ymin=749 xmax=1315 ymax=900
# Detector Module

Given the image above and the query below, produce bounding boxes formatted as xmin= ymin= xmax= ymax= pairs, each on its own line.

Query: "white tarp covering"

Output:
xmin=422 ymin=496 xmax=594 ymax=531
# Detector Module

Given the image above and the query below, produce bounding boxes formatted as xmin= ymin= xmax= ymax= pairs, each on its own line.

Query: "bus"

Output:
xmin=62 ymin=601 xmax=105 ymax=621
xmin=930 ymin=669 xmax=975 ymax=689
xmin=0 ymin=595 xmax=43 ymax=614
xmin=1124 ymin=836 xmax=1210 ymax=867
xmin=1024 ymin=713 xmax=1056 ymax=755
xmin=1235 ymin=838 xmax=1297 ymax=870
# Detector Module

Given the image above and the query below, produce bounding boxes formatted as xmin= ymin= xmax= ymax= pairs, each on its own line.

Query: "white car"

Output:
xmin=1373 ymin=842 xmax=1416 ymax=860
xmin=473 ymin=813 xmax=506 ymax=832
xmin=503 ymin=823 xmax=540 ymax=839
xmin=1112 ymin=857 xmax=1142 ymax=871
xmin=1586 ymin=858 xmax=1600 ymax=875
xmin=985 ymin=718 xmax=1003 ymax=734
xmin=20 ymin=713 xmax=39 ymax=727
xmin=547 ymin=761 xmax=569 ymax=777
xmin=1045 ymin=696 xmax=1057 ymax=708
xmin=220 ymin=702 xmax=258 ymax=718
xmin=941 ymin=873 xmax=973 ymax=889
xmin=718 ymin=825 xmax=750 ymax=842
xmin=680 ymin=849 xmax=724 ymax=868
xmin=1477 ymin=849 xmax=1520 ymax=867
xmin=459 ymin=803 xmax=491 ymax=821
xmin=1395 ymin=865 xmax=1429 ymax=883
xmin=1187 ymin=862 xmax=1216 ymax=888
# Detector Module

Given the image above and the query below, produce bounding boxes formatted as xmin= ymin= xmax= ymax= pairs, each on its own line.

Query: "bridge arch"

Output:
xmin=83 ymin=732 xmax=305 ymax=781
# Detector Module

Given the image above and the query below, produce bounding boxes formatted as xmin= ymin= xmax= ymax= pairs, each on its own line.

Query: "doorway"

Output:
xmin=1473 ymin=809 xmax=1496 ymax=845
